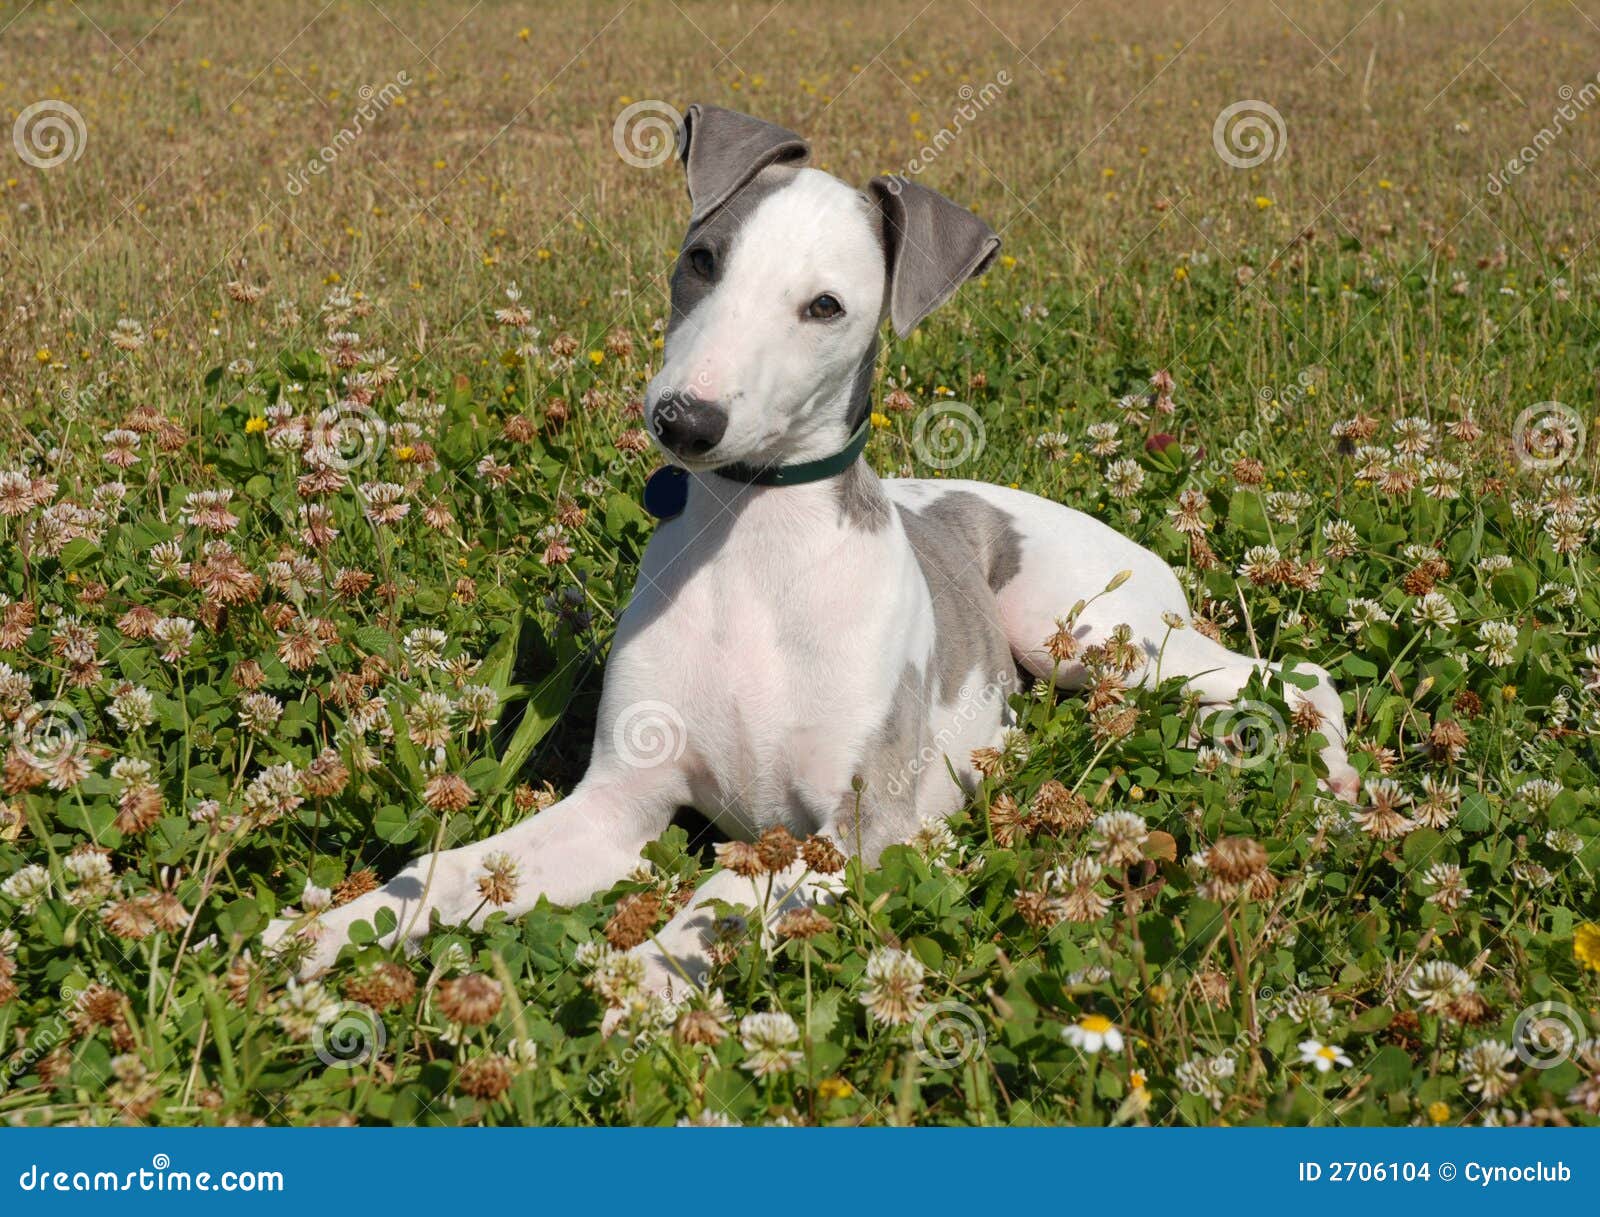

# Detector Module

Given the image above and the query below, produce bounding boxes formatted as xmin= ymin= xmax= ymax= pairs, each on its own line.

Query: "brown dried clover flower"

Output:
xmin=756 ymin=825 xmax=800 ymax=873
xmin=1015 ymin=888 xmax=1063 ymax=931
xmin=1207 ymin=836 xmax=1269 ymax=885
xmin=72 ymin=983 xmax=136 ymax=1049
xmin=456 ymin=1054 xmax=514 ymax=1100
xmin=1429 ymin=719 xmax=1469 ymax=764
xmin=102 ymin=898 xmax=157 ymax=941
xmin=1191 ymin=969 xmax=1232 ymax=1010
xmin=423 ymin=772 xmax=475 ymax=813
xmin=114 ymin=785 xmax=163 ymax=835
xmin=333 ymin=868 xmax=378 ymax=906
xmin=676 ymin=1012 xmax=725 ymax=1048
xmin=1032 ymin=780 xmax=1093 ymax=833
xmin=344 ymin=961 xmax=417 ymax=1012
xmin=987 ymin=792 xmax=1031 ymax=847
xmin=775 ymin=907 xmax=834 ymax=940
xmin=436 ymin=974 xmax=503 ymax=1027
xmin=801 ymin=835 xmax=847 ymax=875
xmin=714 ymin=840 xmax=765 ymax=879
xmin=604 ymin=891 xmax=662 ymax=951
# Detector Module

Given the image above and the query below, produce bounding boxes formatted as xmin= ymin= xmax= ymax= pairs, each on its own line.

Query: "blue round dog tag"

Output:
xmin=642 ymin=465 xmax=689 ymax=520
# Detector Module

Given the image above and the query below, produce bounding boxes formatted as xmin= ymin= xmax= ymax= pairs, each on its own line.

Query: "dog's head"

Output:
xmin=645 ymin=104 xmax=999 ymax=470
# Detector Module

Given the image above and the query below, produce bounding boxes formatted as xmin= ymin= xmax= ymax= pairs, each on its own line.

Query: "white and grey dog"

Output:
xmin=274 ymin=104 xmax=1357 ymax=985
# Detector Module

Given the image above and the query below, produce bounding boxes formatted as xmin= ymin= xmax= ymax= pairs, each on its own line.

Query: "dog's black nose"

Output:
xmin=650 ymin=393 xmax=729 ymax=459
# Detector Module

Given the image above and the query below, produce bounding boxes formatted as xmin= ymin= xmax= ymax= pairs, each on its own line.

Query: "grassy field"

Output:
xmin=1 ymin=0 xmax=1597 ymax=1126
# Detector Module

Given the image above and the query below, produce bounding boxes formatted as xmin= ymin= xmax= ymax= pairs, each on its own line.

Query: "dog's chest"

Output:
xmin=618 ymin=501 xmax=918 ymax=831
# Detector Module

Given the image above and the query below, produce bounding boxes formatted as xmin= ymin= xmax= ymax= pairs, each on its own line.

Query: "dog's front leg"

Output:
xmin=632 ymin=861 xmax=844 ymax=998
xmin=268 ymin=769 xmax=681 ymax=975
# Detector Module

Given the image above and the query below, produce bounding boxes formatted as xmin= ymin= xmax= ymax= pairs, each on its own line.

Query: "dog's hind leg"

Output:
xmin=1148 ymin=628 xmax=1359 ymax=800
xmin=267 ymin=767 xmax=683 ymax=975
xmin=938 ymin=482 xmax=1359 ymax=800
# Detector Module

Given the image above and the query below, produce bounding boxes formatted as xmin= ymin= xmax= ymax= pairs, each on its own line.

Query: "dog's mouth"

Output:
xmin=647 ymin=421 xmax=726 ymax=469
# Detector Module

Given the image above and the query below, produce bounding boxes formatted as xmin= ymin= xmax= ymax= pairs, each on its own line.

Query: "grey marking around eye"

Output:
xmin=666 ymin=165 xmax=801 ymax=333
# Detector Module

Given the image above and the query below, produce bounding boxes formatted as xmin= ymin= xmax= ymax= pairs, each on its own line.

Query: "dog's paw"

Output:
xmin=1320 ymin=766 xmax=1361 ymax=804
xmin=261 ymin=914 xmax=340 ymax=978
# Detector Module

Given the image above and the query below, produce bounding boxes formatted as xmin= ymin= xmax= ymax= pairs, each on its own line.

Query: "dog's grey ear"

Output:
xmin=678 ymin=104 xmax=809 ymax=227
xmin=868 ymin=176 xmax=1000 ymax=337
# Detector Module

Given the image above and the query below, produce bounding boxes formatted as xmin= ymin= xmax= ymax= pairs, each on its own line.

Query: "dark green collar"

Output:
xmin=711 ymin=418 xmax=871 ymax=487
xmin=641 ymin=420 xmax=872 ymax=521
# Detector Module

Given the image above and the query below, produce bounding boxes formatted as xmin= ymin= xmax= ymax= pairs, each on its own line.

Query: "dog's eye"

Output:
xmin=806 ymin=293 xmax=844 ymax=320
xmin=686 ymin=248 xmax=715 ymax=278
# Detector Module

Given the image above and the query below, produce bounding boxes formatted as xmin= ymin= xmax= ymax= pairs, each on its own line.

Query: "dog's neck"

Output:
xmin=686 ymin=456 xmax=891 ymax=542
xmin=671 ymin=338 xmax=890 ymax=539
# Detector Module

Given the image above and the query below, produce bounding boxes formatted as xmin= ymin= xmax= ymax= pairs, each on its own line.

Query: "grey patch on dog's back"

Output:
xmin=896 ymin=491 xmax=1022 ymax=701
xmin=912 ymin=490 xmax=1025 ymax=592
xmin=668 ymin=164 xmax=800 ymax=332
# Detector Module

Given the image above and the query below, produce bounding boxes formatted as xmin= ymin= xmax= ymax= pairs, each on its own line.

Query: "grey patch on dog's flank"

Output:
xmin=835 ymin=660 xmax=926 ymax=850
xmin=667 ymin=164 xmax=800 ymax=333
xmin=895 ymin=491 xmax=1024 ymax=701
xmin=834 ymin=461 xmax=892 ymax=532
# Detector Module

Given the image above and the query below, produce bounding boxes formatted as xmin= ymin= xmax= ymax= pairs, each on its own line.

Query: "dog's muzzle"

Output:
xmin=649 ymin=391 xmax=729 ymax=460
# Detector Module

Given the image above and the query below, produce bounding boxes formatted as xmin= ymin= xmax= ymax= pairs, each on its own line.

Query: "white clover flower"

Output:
xmin=1410 ymin=592 xmax=1457 ymax=629
xmin=2 ymin=863 xmax=51 ymax=907
xmin=300 ymin=881 xmax=333 ymax=913
xmin=402 ymin=627 xmax=449 ymax=671
xmin=1103 ymin=458 xmax=1145 ymax=500
xmin=1475 ymin=619 xmax=1518 ymax=666
xmin=858 ymin=947 xmax=926 ymax=1026
xmin=108 ymin=685 xmax=156 ymax=732
xmin=739 ymin=1011 xmax=802 ymax=1077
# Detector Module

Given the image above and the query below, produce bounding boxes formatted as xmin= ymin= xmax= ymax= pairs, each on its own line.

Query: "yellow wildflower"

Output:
xmin=817 ymin=1076 xmax=853 ymax=1100
xmin=1575 ymin=923 xmax=1600 ymax=972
